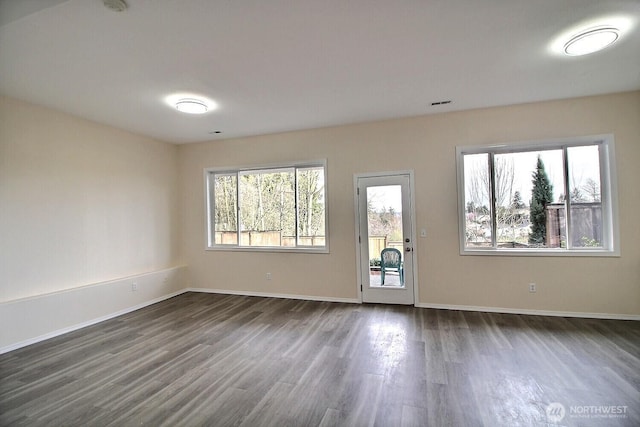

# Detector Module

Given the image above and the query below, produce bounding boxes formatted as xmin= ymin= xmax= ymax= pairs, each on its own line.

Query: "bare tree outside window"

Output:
xmin=207 ymin=164 xmax=327 ymax=249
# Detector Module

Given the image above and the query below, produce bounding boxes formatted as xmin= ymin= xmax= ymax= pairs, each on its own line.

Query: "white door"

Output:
xmin=356 ymin=173 xmax=415 ymax=305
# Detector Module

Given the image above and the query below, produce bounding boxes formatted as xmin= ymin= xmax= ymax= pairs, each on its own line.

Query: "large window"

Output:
xmin=206 ymin=161 xmax=327 ymax=251
xmin=456 ymin=135 xmax=619 ymax=256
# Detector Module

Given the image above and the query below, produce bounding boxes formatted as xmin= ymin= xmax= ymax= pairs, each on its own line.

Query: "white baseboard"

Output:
xmin=415 ymin=302 xmax=640 ymax=321
xmin=187 ymin=290 xmax=638 ymax=320
xmin=186 ymin=287 xmax=359 ymax=304
xmin=0 ymin=266 xmax=188 ymax=354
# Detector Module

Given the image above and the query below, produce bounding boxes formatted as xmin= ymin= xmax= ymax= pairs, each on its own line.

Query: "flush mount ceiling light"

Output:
xmin=165 ymin=93 xmax=218 ymax=115
xmin=175 ymin=98 xmax=208 ymax=114
xmin=563 ymin=26 xmax=620 ymax=56
xmin=549 ymin=16 xmax=633 ymax=57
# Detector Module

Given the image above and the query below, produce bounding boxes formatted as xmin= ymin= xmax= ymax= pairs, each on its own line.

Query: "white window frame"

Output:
xmin=456 ymin=135 xmax=620 ymax=257
xmin=205 ymin=160 xmax=329 ymax=253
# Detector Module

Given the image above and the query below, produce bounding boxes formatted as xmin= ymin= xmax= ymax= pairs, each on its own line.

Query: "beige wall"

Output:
xmin=0 ymin=96 xmax=180 ymax=302
xmin=178 ymin=91 xmax=640 ymax=316
xmin=1 ymin=92 xmax=638 ymax=316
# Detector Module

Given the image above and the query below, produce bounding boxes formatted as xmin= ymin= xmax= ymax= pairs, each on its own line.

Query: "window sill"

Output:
xmin=460 ymin=248 xmax=620 ymax=257
xmin=206 ymin=246 xmax=329 ymax=254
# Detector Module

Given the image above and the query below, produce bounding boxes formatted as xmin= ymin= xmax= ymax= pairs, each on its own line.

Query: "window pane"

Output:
xmin=296 ymin=167 xmax=326 ymax=246
xmin=214 ymin=174 xmax=238 ymax=245
xmin=567 ymin=145 xmax=603 ymax=248
xmin=239 ymin=169 xmax=295 ymax=247
xmin=463 ymin=153 xmax=492 ymax=247
xmin=494 ymin=150 xmax=564 ymax=249
xmin=458 ymin=137 xmax=616 ymax=255
xmin=207 ymin=163 xmax=328 ymax=251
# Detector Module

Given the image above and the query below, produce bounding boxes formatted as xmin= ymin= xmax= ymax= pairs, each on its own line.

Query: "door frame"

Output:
xmin=353 ymin=170 xmax=419 ymax=305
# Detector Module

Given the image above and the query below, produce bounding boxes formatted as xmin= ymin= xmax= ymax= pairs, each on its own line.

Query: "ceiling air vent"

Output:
xmin=103 ymin=0 xmax=128 ymax=12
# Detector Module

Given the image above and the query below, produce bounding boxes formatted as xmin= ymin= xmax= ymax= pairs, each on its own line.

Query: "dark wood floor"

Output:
xmin=1 ymin=292 xmax=639 ymax=426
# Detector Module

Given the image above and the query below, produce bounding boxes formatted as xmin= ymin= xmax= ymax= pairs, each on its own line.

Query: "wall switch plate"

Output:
xmin=132 ymin=282 xmax=138 ymax=292
xmin=420 ymin=228 xmax=427 ymax=238
xmin=529 ymin=283 xmax=536 ymax=293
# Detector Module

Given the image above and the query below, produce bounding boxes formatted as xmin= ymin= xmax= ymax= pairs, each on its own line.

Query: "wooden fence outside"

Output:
xmin=368 ymin=236 xmax=403 ymax=260
xmin=216 ymin=231 xmax=397 ymax=254
xmin=546 ymin=202 xmax=602 ymax=247
xmin=215 ymin=231 xmax=325 ymax=247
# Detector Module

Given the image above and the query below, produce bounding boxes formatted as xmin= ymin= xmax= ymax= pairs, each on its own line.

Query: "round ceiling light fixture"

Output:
xmin=175 ymin=98 xmax=209 ymax=114
xmin=563 ymin=26 xmax=620 ymax=56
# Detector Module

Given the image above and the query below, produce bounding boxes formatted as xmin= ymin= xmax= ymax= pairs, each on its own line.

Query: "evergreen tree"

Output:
xmin=466 ymin=201 xmax=476 ymax=214
xmin=529 ymin=156 xmax=553 ymax=246
xmin=511 ymin=191 xmax=526 ymax=209
xmin=506 ymin=190 xmax=526 ymax=227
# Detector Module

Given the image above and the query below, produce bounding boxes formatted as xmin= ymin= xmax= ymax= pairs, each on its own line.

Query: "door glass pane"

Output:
xmin=367 ymin=185 xmax=404 ymax=288
xmin=567 ymin=145 xmax=603 ymax=248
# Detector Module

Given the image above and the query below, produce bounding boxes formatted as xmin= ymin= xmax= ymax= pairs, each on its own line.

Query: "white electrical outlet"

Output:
xmin=132 ymin=282 xmax=138 ymax=292
xmin=266 ymin=273 xmax=272 ymax=281
xmin=529 ymin=283 xmax=536 ymax=293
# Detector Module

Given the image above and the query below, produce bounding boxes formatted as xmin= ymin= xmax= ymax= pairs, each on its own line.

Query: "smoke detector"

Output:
xmin=103 ymin=0 xmax=128 ymax=12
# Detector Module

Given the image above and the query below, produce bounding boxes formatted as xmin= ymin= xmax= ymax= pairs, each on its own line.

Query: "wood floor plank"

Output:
xmin=400 ymin=404 xmax=428 ymax=427
xmin=319 ymin=408 xmax=341 ymax=427
xmin=1 ymin=292 xmax=639 ymax=426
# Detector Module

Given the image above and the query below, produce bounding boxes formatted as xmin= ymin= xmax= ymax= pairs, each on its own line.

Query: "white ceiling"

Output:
xmin=1 ymin=0 xmax=639 ymax=144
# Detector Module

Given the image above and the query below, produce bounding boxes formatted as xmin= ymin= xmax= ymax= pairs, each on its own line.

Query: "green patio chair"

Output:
xmin=380 ymin=248 xmax=403 ymax=285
